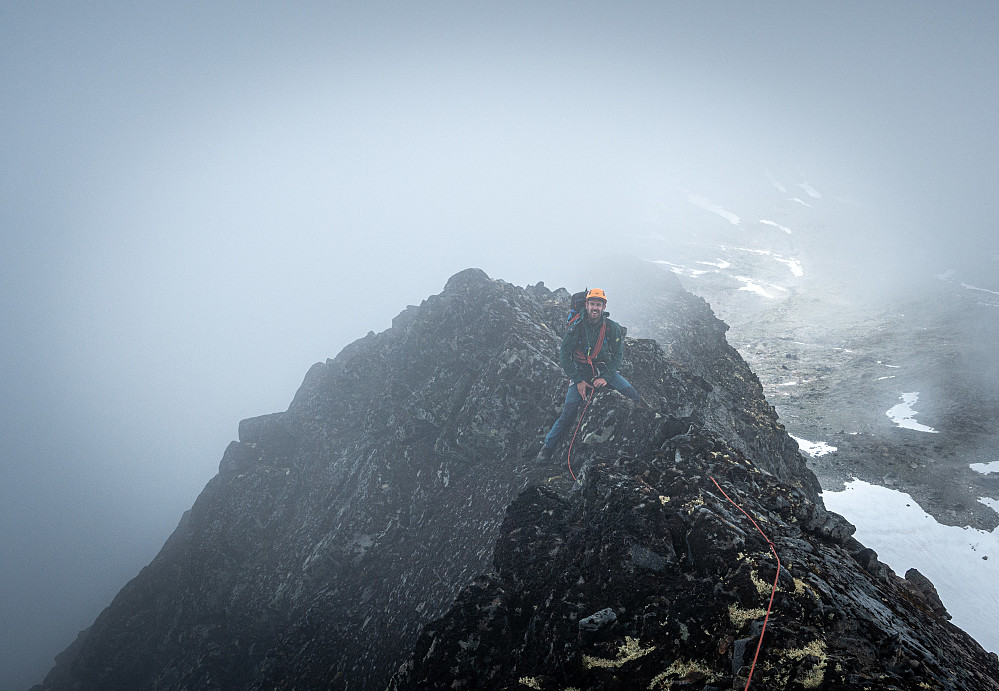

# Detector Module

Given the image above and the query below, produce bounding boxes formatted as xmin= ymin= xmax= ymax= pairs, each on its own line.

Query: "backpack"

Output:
xmin=567 ymin=288 xmax=588 ymax=326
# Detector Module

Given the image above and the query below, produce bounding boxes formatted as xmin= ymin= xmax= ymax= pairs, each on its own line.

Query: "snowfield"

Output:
xmin=823 ymin=479 xmax=999 ymax=654
xmin=792 ymin=436 xmax=838 ymax=457
xmin=886 ymin=392 xmax=939 ymax=433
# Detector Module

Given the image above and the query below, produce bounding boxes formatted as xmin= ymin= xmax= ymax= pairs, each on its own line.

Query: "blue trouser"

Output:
xmin=543 ymin=372 xmax=639 ymax=447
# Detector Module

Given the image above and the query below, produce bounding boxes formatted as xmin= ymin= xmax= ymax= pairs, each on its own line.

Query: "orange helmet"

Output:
xmin=586 ymin=288 xmax=607 ymax=303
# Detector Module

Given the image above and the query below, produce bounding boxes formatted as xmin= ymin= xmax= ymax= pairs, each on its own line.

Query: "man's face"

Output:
xmin=585 ymin=298 xmax=606 ymax=322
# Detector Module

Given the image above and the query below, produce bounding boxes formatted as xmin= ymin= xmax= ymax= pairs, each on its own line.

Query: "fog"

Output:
xmin=2 ymin=2 xmax=998 ymax=688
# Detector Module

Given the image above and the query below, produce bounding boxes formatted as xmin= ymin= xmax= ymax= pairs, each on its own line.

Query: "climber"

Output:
xmin=536 ymin=288 xmax=640 ymax=462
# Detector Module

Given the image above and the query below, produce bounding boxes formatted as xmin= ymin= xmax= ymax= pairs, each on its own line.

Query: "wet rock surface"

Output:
xmin=33 ymin=264 xmax=991 ymax=690
xmin=390 ymin=437 xmax=999 ymax=690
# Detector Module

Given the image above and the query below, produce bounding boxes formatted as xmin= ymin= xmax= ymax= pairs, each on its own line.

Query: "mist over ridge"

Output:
xmin=3 ymin=3 xmax=999 ymax=689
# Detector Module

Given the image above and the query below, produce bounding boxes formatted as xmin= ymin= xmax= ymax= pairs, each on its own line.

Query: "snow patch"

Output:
xmin=823 ymin=480 xmax=998 ymax=654
xmin=799 ymin=181 xmax=822 ymax=198
xmin=696 ymin=259 xmax=731 ymax=269
xmin=886 ymin=392 xmax=938 ymax=433
xmin=775 ymin=257 xmax=804 ymax=277
xmin=971 ymin=461 xmax=999 ymax=475
xmin=734 ymin=276 xmax=786 ymax=299
xmin=792 ymin=436 xmax=837 ymax=457
xmin=687 ymin=195 xmax=740 ymax=225
xmin=760 ymin=219 xmax=793 ymax=234
xmin=960 ymin=282 xmax=999 ymax=297
xmin=651 ymin=260 xmax=710 ymax=278
xmin=936 ymin=269 xmax=999 ymax=301
xmin=731 ymin=246 xmax=803 ymax=277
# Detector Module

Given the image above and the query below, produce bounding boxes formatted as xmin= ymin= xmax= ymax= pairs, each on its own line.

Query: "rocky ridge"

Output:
xmin=34 ymin=265 xmax=994 ymax=690
xmin=390 ymin=429 xmax=998 ymax=690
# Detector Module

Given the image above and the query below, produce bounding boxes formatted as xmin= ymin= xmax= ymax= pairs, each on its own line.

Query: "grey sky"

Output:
xmin=3 ymin=2 xmax=998 ymax=688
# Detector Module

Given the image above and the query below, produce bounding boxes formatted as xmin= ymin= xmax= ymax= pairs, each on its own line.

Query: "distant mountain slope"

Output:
xmin=637 ymin=176 xmax=999 ymax=531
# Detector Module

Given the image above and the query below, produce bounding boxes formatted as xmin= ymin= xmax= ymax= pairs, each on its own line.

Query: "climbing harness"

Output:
xmin=709 ymin=476 xmax=782 ymax=691
xmin=572 ymin=320 xmax=607 ymax=369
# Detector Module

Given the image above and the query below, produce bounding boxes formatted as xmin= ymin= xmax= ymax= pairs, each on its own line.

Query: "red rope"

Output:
xmin=565 ymin=386 xmax=593 ymax=483
xmin=709 ymin=476 xmax=781 ymax=691
xmin=565 ymin=351 xmax=601 ymax=484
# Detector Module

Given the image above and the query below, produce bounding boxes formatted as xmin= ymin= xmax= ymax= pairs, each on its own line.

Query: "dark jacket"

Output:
xmin=559 ymin=315 xmax=625 ymax=384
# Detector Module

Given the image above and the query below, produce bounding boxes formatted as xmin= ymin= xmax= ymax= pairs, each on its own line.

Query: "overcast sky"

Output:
xmin=3 ymin=2 xmax=998 ymax=688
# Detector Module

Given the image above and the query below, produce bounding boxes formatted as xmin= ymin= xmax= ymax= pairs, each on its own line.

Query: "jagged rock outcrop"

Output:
xmin=390 ymin=432 xmax=999 ymax=690
xmin=38 ymin=264 xmax=957 ymax=690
